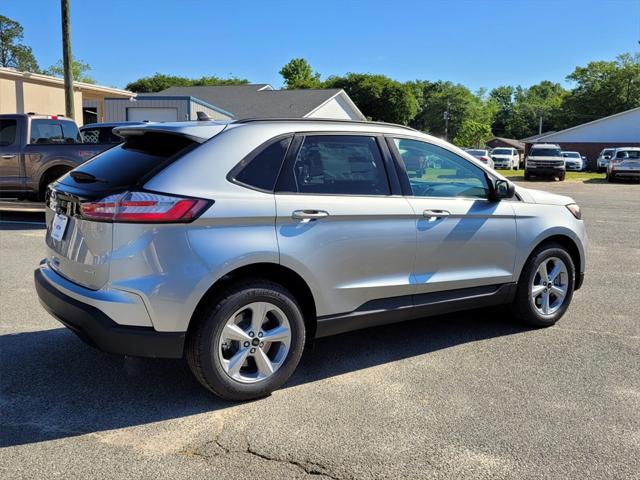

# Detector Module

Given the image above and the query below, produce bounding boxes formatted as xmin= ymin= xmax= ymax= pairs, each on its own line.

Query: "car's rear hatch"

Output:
xmin=44 ymin=123 xmax=227 ymax=290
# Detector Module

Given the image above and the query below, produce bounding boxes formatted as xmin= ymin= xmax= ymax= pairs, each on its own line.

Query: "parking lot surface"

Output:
xmin=1 ymin=181 xmax=638 ymax=479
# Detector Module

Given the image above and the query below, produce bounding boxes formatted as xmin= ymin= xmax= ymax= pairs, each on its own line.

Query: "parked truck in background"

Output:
xmin=524 ymin=143 xmax=566 ymax=181
xmin=0 ymin=114 xmax=112 ymax=200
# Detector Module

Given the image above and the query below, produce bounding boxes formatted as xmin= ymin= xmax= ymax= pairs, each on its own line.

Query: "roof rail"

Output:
xmin=232 ymin=117 xmax=418 ymax=133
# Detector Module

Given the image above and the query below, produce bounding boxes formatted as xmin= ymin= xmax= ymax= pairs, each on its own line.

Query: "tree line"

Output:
xmin=2 ymin=14 xmax=638 ymax=146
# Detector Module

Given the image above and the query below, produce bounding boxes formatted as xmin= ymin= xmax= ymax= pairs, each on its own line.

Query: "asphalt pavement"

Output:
xmin=1 ymin=181 xmax=638 ymax=479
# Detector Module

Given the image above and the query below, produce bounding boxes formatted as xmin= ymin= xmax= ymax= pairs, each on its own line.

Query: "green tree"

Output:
xmin=323 ymin=73 xmax=418 ymax=124
xmin=561 ymin=52 xmax=640 ymax=127
xmin=453 ymin=119 xmax=493 ymax=148
xmin=0 ymin=15 xmax=40 ymax=72
xmin=489 ymin=85 xmax=514 ymax=136
xmin=45 ymin=58 xmax=95 ymax=84
xmin=125 ymin=73 xmax=249 ymax=93
xmin=409 ymin=81 xmax=494 ymax=140
xmin=279 ymin=58 xmax=321 ymax=89
xmin=505 ymin=81 xmax=567 ymax=138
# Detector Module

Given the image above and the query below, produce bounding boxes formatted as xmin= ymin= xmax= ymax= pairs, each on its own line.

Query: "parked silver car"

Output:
xmin=606 ymin=147 xmax=640 ymax=182
xmin=35 ymin=119 xmax=587 ymax=400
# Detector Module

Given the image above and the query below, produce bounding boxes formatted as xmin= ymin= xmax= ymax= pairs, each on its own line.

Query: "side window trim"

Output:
xmin=385 ymin=135 xmax=414 ymax=196
xmin=274 ymin=132 xmax=395 ymax=197
xmin=386 ymin=134 xmax=495 ymax=200
xmin=227 ymin=133 xmax=294 ymax=193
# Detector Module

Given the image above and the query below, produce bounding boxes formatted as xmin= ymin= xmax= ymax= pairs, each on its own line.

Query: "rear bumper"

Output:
xmin=34 ymin=268 xmax=184 ymax=358
xmin=610 ymin=170 xmax=640 ymax=178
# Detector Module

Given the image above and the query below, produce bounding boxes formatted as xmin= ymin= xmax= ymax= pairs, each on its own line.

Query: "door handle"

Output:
xmin=423 ymin=209 xmax=450 ymax=219
xmin=1 ymin=154 xmax=16 ymax=159
xmin=292 ymin=209 xmax=329 ymax=221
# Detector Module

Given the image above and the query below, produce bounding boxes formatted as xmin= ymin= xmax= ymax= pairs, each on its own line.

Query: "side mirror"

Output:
xmin=492 ymin=178 xmax=515 ymax=201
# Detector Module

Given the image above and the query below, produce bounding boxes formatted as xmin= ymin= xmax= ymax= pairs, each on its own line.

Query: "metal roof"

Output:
xmin=150 ymin=85 xmax=362 ymax=119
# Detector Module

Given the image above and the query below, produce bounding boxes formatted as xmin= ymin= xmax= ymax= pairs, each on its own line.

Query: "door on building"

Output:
xmin=126 ymin=107 xmax=178 ymax=123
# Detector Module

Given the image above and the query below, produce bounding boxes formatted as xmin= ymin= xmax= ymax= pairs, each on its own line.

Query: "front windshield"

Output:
xmin=562 ymin=152 xmax=580 ymax=158
xmin=492 ymin=148 xmax=511 ymax=155
xmin=530 ymin=148 xmax=561 ymax=157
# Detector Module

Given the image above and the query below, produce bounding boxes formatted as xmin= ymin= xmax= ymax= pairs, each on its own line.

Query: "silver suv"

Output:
xmin=35 ymin=119 xmax=587 ymax=400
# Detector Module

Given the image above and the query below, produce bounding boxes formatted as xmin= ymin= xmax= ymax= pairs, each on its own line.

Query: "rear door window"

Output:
xmin=0 ymin=120 xmax=17 ymax=146
xmin=279 ymin=135 xmax=390 ymax=195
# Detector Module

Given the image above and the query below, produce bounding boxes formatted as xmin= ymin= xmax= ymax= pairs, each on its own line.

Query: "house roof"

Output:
xmin=0 ymin=67 xmax=133 ymax=97
xmin=487 ymin=137 xmax=525 ymax=150
xmin=152 ymin=85 xmax=363 ymax=119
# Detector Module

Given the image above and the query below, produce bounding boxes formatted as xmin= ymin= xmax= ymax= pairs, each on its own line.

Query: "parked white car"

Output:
xmin=562 ymin=151 xmax=586 ymax=171
xmin=491 ymin=147 xmax=519 ymax=170
xmin=464 ymin=149 xmax=494 ymax=169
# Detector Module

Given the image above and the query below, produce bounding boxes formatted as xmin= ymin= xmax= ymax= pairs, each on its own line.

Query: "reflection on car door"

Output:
xmin=274 ymin=134 xmax=416 ymax=318
xmin=391 ymin=137 xmax=517 ymax=295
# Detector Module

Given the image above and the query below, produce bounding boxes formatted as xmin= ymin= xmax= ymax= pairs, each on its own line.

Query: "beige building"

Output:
xmin=0 ymin=67 xmax=133 ymax=125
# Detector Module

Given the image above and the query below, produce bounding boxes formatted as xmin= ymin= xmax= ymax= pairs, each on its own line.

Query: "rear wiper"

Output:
xmin=70 ymin=171 xmax=108 ymax=183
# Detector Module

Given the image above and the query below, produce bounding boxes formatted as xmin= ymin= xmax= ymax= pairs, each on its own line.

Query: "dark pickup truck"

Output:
xmin=0 ymin=114 xmax=112 ymax=199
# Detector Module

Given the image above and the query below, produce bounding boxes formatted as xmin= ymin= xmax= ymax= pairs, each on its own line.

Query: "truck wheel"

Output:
xmin=524 ymin=172 xmax=531 ymax=180
xmin=186 ymin=280 xmax=306 ymax=401
xmin=510 ymin=243 xmax=575 ymax=327
xmin=559 ymin=173 xmax=566 ymax=181
xmin=38 ymin=167 xmax=71 ymax=201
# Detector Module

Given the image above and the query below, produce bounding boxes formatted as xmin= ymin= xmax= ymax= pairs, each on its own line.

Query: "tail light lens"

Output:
xmin=480 ymin=156 xmax=490 ymax=163
xmin=80 ymin=191 xmax=210 ymax=223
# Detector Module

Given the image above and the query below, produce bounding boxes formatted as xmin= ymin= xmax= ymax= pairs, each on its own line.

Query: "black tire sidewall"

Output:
xmin=193 ymin=282 xmax=305 ymax=400
xmin=514 ymin=245 xmax=575 ymax=327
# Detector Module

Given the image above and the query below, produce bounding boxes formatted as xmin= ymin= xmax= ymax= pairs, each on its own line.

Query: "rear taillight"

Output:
xmin=480 ymin=156 xmax=490 ymax=163
xmin=80 ymin=191 xmax=210 ymax=223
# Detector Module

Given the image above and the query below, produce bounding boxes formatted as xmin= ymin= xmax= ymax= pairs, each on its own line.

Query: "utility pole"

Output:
xmin=538 ymin=115 xmax=543 ymax=135
xmin=444 ymin=100 xmax=450 ymax=141
xmin=61 ymin=0 xmax=75 ymax=119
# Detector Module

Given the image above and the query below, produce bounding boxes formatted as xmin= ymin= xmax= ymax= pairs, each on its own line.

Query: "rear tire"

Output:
xmin=524 ymin=171 xmax=531 ymax=180
xmin=558 ymin=172 xmax=566 ymax=181
xmin=186 ymin=280 xmax=306 ymax=401
xmin=510 ymin=243 xmax=575 ymax=327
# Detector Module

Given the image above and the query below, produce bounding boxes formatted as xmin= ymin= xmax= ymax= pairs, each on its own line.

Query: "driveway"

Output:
xmin=1 ymin=182 xmax=638 ymax=479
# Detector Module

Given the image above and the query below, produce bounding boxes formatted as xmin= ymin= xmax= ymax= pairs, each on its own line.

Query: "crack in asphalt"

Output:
xmin=179 ymin=434 xmax=342 ymax=479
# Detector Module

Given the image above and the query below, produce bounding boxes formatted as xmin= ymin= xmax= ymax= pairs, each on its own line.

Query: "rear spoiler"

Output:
xmin=113 ymin=122 xmax=229 ymax=144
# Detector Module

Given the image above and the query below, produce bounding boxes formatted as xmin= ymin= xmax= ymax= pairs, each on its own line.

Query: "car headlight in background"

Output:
xmin=566 ymin=203 xmax=582 ymax=219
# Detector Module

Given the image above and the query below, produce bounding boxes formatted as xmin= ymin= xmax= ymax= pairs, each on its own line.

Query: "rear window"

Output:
xmin=530 ymin=148 xmax=561 ymax=157
xmin=616 ymin=150 xmax=640 ymax=159
xmin=81 ymin=127 xmax=124 ymax=144
xmin=30 ymin=119 xmax=81 ymax=144
xmin=466 ymin=149 xmax=487 ymax=156
xmin=59 ymin=132 xmax=196 ymax=191
xmin=0 ymin=119 xmax=17 ymax=146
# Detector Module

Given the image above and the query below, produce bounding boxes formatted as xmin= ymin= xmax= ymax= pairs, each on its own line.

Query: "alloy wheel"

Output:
xmin=218 ymin=301 xmax=292 ymax=383
xmin=530 ymin=257 xmax=569 ymax=316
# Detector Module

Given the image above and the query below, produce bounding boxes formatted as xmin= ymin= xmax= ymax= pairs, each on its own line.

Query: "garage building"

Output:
xmin=103 ymin=95 xmax=233 ymax=122
xmin=524 ymin=107 xmax=640 ymax=169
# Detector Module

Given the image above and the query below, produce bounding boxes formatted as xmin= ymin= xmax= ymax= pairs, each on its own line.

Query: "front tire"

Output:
xmin=510 ymin=243 xmax=575 ymax=327
xmin=186 ymin=280 xmax=306 ymax=401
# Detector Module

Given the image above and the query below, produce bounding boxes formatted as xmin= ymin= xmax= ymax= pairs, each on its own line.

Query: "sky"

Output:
xmin=3 ymin=0 xmax=640 ymax=91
